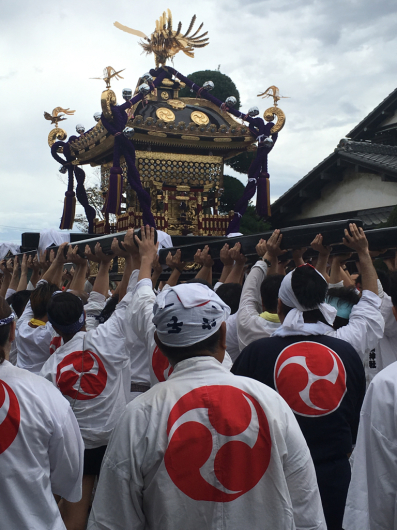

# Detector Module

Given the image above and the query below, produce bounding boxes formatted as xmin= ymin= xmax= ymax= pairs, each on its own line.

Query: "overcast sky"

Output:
xmin=1 ymin=0 xmax=397 ymax=244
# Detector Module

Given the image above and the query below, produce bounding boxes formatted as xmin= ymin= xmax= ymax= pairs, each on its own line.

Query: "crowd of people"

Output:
xmin=0 ymin=223 xmax=397 ymax=530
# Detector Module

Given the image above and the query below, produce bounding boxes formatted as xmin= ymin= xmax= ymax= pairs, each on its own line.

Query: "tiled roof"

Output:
xmin=337 ymin=139 xmax=397 ymax=172
xmin=271 ymin=139 xmax=397 ymax=219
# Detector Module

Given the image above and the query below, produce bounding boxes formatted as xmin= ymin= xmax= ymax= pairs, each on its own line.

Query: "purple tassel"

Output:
xmin=256 ymin=172 xmax=271 ymax=218
xmin=102 ymin=167 xmax=123 ymax=215
xmin=60 ymin=191 xmax=76 ymax=230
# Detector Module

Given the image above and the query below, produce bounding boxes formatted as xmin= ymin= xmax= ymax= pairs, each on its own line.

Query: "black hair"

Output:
xmin=47 ymin=292 xmax=84 ymax=333
xmin=216 ymin=283 xmax=242 ymax=315
xmin=0 ymin=297 xmax=12 ymax=365
xmin=291 ymin=265 xmax=327 ymax=308
xmin=326 ymin=286 xmax=360 ymax=306
xmin=156 ymin=328 xmax=221 ymax=365
xmin=390 ymin=272 xmax=397 ymax=308
xmin=185 ymin=278 xmax=214 ymax=290
xmin=326 ymin=286 xmax=360 ymax=330
xmin=260 ymin=274 xmax=284 ymax=313
xmin=7 ymin=290 xmax=31 ymax=318
xmin=375 ymin=269 xmax=392 ymax=297
xmin=97 ymin=294 xmax=119 ymax=324
xmin=30 ymin=282 xmax=59 ymax=319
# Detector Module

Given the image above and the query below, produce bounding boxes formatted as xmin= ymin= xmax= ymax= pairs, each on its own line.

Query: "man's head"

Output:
xmin=30 ymin=282 xmax=59 ymax=320
xmin=326 ymin=286 xmax=360 ymax=330
xmin=216 ymin=283 xmax=242 ymax=315
xmin=260 ymin=274 xmax=284 ymax=314
xmin=277 ymin=264 xmax=329 ymax=324
xmin=7 ymin=290 xmax=31 ymax=319
xmin=152 ymin=283 xmax=230 ymax=366
xmin=47 ymin=292 xmax=85 ymax=341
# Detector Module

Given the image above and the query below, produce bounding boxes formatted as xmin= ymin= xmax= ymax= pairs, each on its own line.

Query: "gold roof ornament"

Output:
xmin=44 ymin=107 xmax=75 ymax=147
xmin=114 ymin=9 xmax=209 ymax=68
xmin=91 ymin=66 xmax=125 ymax=89
xmin=44 ymin=107 xmax=75 ymax=127
xmin=257 ymin=86 xmax=289 ymax=107
xmin=257 ymin=86 xmax=289 ymax=134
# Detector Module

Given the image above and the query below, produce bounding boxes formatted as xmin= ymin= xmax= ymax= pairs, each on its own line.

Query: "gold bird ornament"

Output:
xmin=114 ymin=9 xmax=209 ymax=68
xmin=43 ymin=107 xmax=75 ymax=126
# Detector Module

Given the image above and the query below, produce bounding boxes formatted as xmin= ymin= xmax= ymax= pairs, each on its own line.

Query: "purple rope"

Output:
xmin=51 ymin=140 xmax=96 ymax=232
xmin=167 ymin=67 xmax=278 ymax=232
xmin=100 ymin=69 xmax=168 ymax=227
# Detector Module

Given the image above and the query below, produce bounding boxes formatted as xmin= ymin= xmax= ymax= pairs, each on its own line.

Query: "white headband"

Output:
xmin=152 ymin=283 xmax=230 ymax=347
xmin=278 ymin=266 xmax=337 ymax=332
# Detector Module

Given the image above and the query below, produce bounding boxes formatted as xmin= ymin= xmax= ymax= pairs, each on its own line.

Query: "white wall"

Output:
xmin=293 ymin=170 xmax=397 ymax=220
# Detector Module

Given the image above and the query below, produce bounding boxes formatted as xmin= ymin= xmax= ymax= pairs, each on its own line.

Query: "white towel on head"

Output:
xmin=274 ymin=267 xmax=337 ymax=336
xmin=153 ymin=283 xmax=230 ymax=347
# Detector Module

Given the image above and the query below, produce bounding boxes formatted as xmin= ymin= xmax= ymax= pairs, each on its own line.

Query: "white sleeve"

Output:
xmin=237 ymin=261 xmax=273 ymax=350
xmin=282 ymin=406 xmax=326 ymax=530
xmin=27 ymin=280 xmax=35 ymax=291
xmin=380 ymin=292 xmax=397 ymax=339
xmin=128 ymin=279 xmax=157 ymax=354
xmin=85 ymin=291 xmax=107 ymax=331
xmin=49 ymin=405 xmax=84 ymax=502
xmin=5 ymin=288 xmax=16 ymax=299
xmin=328 ymin=280 xmax=344 ymax=289
xmin=335 ymin=290 xmax=385 ymax=359
xmin=214 ymin=281 xmax=223 ymax=292
xmin=88 ymin=270 xmax=141 ymax=362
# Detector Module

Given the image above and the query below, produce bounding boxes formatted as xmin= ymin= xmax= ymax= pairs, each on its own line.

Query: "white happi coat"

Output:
xmin=130 ymin=279 xmax=233 ymax=386
xmin=343 ymin=360 xmax=397 ymax=530
xmin=40 ymin=281 xmax=139 ymax=448
xmin=88 ymin=356 xmax=326 ymax=530
xmin=0 ymin=361 xmax=83 ymax=530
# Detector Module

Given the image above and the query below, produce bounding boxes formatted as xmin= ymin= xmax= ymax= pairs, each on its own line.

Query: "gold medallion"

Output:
xmin=168 ymin=99 xmax=186 ymax=110
xmin=191 ymin=111 xmax=209 ymax=126
xmin=156 ymin=107 xmax=175 ymax=122
xmin=161 ymin=91 xmax=169 ymax=100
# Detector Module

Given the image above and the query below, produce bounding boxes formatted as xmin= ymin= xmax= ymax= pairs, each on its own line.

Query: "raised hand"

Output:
xmin=220 ymin=243 xmax=234 ymax=266
xmin=229 ymin=242 xmax=247 ymax=266
xmin=84 ymin=244 xmax=100 ymax=263
xmin=67 ymin=245 xmax=88 ymax=266
xmin=256 ymin=239 xmax=267 ymax=258
xmin=135 ymin=225 xmax=159 ymax=263
xmin=343 ymin=223 xmax=369 ymax=255
xmin=265 ymin=230 xmax=286 ymax=259
xmin=121 ymin=228 xmax=140 ymax=256
xmin=93 ymin=243 xmax=113 ymax=264
xmin=111 ymin=237 xmax=129 ymax=258
xmin=311 ymin=234 xmax=332 ymax=256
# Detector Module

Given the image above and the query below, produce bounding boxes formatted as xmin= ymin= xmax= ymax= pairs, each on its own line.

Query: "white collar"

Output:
xmin=272 ymin=321 xmax=334 ymax=338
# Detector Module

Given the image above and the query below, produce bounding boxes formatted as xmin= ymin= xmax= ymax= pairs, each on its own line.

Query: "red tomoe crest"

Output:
xmin=274 ymin=342 xmax=347 ymax=417
xmin=50 ymin=335 xmax=62 ymax=356
xmin=56 ymin=350 xmax=107 ymax=401
xmin=0 ymin=380 xmax=20 ymax=454
xmin=152 ymin=346 xmax=173 ymax=382
xmin=164 ymin=385 xmax=272 ymax=502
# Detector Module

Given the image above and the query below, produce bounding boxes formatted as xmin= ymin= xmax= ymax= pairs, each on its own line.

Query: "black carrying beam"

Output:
xmin=157 ymin=219 xmax=363 ymax=264
xmin=8 ymin=220 xmax=397 ymax=264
